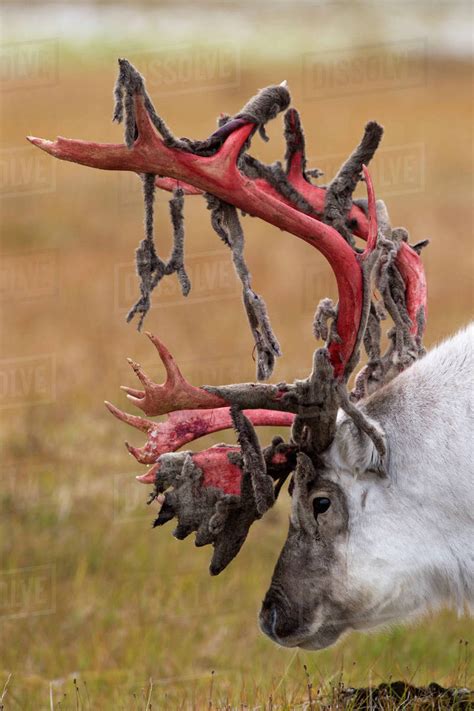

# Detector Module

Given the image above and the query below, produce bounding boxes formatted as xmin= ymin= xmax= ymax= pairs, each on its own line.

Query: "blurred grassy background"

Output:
xmin=0 ymin=1 xmax=473 ymax=708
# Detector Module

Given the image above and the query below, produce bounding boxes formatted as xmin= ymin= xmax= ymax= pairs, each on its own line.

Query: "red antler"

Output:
xmin=28 ymin=88 xmax=425 ymax=371
xmin=120 ymin=332 xmax=227 ymax=415
xmin=149 ymin=144 xmax=425 ymax=342
xmin=134 ymin=444 xmax=292 ymax=488
xmin=106 ymin=400 xmax=293 ymax=465
xmin=105 ymin=330 xmax=294 ymax=506
xmin=28 ymin=80 xmax=366 ymax=379
xmin=28 ymin=60 xmax=428 ymax=573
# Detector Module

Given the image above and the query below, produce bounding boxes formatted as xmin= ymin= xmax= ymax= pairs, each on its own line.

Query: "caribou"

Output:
xmin=29 ymin=60 xmax=473 ymax=649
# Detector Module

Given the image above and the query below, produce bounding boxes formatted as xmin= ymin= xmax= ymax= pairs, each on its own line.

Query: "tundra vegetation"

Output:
xmin=0 ymin=47 xmax=472 ymax=709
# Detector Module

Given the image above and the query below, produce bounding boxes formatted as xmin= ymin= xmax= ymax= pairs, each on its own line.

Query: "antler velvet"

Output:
xmin=28 ymin=59 xmax=428 ymax=573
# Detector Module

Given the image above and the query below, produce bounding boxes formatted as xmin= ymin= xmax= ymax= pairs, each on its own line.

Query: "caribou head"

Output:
xmin=29 ymin=60 xmax=472 ymax=651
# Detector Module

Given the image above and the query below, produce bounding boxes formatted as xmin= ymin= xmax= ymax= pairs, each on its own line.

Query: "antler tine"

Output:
xmin=119 ymin=331 xmax=177 ymax=401
xmin=126 ymin=357 xmax=155 ymax=389
xmin=104 ymin=400 xmax=153 ymax=433
xmin=282 ymin=108 xmax=373 ymax=238
xmin=119 ymin=332 xmax=228 ymax=416
xmin=117 ymin=405 xmax=294 ymax=465
xmin=144 ymin=331 xmax=183 ymax=386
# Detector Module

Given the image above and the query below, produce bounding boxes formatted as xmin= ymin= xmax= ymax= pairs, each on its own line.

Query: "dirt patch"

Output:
xmin=341 ymin=680 xmax=472 ymax=710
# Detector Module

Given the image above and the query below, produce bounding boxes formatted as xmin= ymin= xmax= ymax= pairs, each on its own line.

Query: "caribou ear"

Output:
xmin=327 ymin=412 xmax=387 ymax=478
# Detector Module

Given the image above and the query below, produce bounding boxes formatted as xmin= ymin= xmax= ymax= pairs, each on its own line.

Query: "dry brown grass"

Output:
xmin=0 ymin=46 xmax=472 ymax=709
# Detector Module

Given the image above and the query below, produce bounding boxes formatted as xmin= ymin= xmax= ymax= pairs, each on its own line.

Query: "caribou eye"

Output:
xmin=313 ymin=497 xmax=331 ymax=517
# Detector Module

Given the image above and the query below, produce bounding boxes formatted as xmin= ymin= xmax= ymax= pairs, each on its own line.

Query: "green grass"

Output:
xmin=0 ymin=413 xmax=472 ymax=708
xmin=1 ymin=44 xmax=473 ymax=709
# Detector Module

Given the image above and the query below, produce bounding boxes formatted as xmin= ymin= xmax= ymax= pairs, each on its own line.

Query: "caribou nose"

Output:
xmin=260 ymin=589 xmax=307 ymax=644
xmin=259 ymin=600 xmax=279 ymax=640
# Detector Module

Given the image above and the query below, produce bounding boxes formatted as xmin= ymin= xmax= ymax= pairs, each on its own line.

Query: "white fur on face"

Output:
xmin=323 ymin=323 xmax=474 ymax=631
xmin=263 ymin=325 xmax=474 ymax=649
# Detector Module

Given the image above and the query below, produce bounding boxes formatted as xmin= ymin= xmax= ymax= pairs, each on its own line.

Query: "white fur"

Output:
xmin=325 ymin=323 xmax=474 ymax=629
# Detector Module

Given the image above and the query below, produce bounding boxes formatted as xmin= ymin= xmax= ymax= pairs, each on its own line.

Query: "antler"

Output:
xmin=145 ymin=433 xmax=297 ymax=575
xmin=105 ymin=400 xmax=293 ymax=465
xmin=29 ymin=60 xmax=369 ymax=380
xmin=29 ymin=59 xmax=428 ymax=573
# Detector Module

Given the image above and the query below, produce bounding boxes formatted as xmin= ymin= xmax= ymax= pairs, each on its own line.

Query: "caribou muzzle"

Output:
xmin=259 ymin=588 xmax=309 ymax=645
xmin=259 ymin=589 xmax=346 ymax=650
